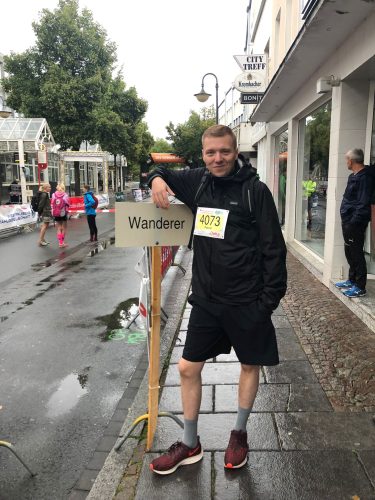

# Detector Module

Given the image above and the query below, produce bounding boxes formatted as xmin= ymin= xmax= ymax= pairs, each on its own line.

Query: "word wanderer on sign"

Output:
xmin=115 ymin=202 xmax=194 ymax=247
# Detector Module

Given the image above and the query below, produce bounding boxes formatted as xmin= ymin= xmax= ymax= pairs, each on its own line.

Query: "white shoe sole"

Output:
xmin=150 ymin=449 xmax=203 ymax=475
xmin=224 ymin=455 xmax=248 ymax=469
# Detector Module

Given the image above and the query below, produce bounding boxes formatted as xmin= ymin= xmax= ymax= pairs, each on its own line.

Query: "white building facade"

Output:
xmin=220 ymin=0 xmax=375 ymax=327
xmin=244 ymin=0 xmax=375 ymax=327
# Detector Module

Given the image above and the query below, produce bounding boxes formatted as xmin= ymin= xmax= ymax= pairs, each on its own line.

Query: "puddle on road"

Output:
xmin=46 ymin=372 xmax=89 ymax=418
xmin=96 ymin=298 xmax=147 ymax=343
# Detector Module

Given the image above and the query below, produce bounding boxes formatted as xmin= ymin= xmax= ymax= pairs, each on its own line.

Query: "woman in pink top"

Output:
xmin=51 ymin=183 xmax=70 ymax=248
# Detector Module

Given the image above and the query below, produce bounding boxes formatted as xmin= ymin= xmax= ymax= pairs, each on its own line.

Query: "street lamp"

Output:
xmin=194 ymin=73 xmax=219 ymax=124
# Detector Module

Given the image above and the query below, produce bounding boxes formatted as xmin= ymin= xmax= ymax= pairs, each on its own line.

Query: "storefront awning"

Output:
xmin=251 ymin=0 xmax=375 ymax=123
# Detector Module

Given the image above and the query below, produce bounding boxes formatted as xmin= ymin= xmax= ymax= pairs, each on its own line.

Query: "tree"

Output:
xmin=305 ymin=102 xmax=331 ymax=180
xmin=132 ymin=122 xmax=154 ymax=165
xmin=166 ymin=107 xmax=215 ymax=167
xmin=92 ymin=75 xmax=149 ymax=188
xmin=3 ymin=0 xmax=149 ymax=194
xmin=151 ymin=138 xmax=171 ymax=153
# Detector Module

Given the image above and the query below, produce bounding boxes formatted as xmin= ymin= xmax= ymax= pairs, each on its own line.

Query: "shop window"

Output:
xmin=295 ymin=101 xmax=331 ymax=257
xmin=274 ymin=130 xmax=288 ymax=227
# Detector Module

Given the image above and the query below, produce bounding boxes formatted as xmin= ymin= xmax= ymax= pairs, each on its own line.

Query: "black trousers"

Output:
xmin=342 ymin=222 xmax=368 ymax=290
xmin=87 ymin=214 xmax=98 ymax=238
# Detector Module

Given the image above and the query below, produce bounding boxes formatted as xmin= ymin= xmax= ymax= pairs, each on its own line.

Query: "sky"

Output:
xmin=1 ymin=0 xmax=249 ymax=139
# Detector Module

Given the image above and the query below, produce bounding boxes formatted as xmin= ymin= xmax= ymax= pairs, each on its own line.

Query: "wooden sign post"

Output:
xmin=147 ymin=245 xmax=162 ymax=449
xmin=115 ymin=202 xmax=193 ymax=450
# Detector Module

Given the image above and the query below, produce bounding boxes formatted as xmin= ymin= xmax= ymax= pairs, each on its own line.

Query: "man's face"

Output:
xmin=345 ymin=153 xmax=353 ymax=171
xmin=202 ymin=134 xmax=238 ymax=177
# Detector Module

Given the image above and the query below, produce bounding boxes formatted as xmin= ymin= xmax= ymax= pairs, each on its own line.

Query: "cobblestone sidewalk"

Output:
xmin=282 ymin=252 xmax=375 ymax=412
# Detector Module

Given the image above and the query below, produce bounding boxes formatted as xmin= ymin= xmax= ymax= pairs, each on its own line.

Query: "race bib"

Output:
xmin=194 ymin=207 xmax=229 ymax=239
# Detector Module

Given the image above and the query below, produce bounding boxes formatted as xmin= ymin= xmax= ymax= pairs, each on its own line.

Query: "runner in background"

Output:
xmin=51 ymin=183 xmax=70 ymax=248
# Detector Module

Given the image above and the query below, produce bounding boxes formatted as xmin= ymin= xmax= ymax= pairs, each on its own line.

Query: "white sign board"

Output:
xmin=115 ymin=202 xmax=194 ymax=247
xmin=233 ymin=54 xmax=267 ymax=72
xmin=233 ymin=71 xmax=265 ymax=93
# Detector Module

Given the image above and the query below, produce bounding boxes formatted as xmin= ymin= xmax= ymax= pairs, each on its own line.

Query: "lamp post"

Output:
xmin=194 ymin=73 xmax=219 ymax=124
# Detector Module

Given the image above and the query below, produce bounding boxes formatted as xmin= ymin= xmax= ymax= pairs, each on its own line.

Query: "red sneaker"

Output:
xmin=224 ymin=430 xmax=249 ymax=469
xmin=150 ymin=438 xmax=203 ymax=475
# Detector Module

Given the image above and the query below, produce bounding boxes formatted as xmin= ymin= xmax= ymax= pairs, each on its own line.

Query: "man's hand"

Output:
xmin=151 ymin=177 xmax=175 ymax=209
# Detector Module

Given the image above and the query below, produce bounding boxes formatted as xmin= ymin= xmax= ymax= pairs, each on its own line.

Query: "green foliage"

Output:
xmin=4 ymin=0 xmax=117 ymax=150
xmin=132 ymin=122 xmax=154 ymax=165
xmin=93 ymin=75 xmax=149 ymax=162
xmin=166 ymin=107 xmax=215 ymax=167
xmin=3 ymin=0 xmax=150 ymax=165
xmin=151 ymin=138 xmax=171 ymax=153
xmin=305 ymin=102 xmax=331 ymax=178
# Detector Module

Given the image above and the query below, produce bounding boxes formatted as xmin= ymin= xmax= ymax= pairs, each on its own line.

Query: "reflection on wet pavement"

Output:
xmin=96 ymin=298 xmax=147 ymax=342
xmin=46 ymin=373 xmax=89 ymax=418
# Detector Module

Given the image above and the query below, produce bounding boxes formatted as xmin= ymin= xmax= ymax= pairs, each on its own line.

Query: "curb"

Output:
xmin=86 ymin=248 xmax=193 ymax=500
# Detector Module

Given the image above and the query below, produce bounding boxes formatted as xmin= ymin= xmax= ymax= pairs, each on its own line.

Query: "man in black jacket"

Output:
xmin=335 ymin=148 xmax=373 ymax=298
xmin=148 ymin=125 xmax=287 ymax=475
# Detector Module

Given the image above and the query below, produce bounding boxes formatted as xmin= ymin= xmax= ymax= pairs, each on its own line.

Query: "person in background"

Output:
xmin=83 ymin=184 xmax=98 ymax=242
xmin=37 ymin=183 xmax=52 ymax=247
xmin=335 ymin=148 xmax=373 ymax=298
xmin=51 ymin=183 xmax=70 ymax=248
xmin=302 ymin=176 xmax=316 ymax=229
xmin=8 ymin=179 xmax=21 ymax=204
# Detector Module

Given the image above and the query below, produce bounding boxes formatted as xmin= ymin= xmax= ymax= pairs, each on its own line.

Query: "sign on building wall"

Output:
xmin=233 ymin=54 xmax=267 ymax=73
xmin=233 ymin=54 xmax=267 ymax=104
xmin=240 ymin=93 xmax=264 ymax=104
xmin=233 ymin=72 xmax=265 ymax=93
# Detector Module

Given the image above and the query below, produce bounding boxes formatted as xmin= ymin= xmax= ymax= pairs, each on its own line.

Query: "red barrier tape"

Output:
xmin=68 ymin=209 xmax=115 ymax=213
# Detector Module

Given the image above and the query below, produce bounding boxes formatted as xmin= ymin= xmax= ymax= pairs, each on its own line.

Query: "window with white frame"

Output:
xmin=295 ymin=101 xmax=331 ymax=257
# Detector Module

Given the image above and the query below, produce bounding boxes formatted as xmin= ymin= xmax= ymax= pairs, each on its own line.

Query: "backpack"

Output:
xmin=52 ymin=195 xmax=67 ymax=217
xmin=91 ymin=193 xmax=99 ymax=209
xmin=30 ymin=191 xmax=42 ymax=213
xmin=188 ymin=169 xmax=259 ymax=248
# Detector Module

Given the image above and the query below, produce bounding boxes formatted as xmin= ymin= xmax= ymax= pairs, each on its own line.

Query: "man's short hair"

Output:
xmin=346 ymin=148 xmax=364 ymax=164
xmin=202 ymin=125 xmax=237 ymax=149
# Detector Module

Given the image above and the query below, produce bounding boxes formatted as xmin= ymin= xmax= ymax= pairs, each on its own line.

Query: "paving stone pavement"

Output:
xmin=112 ymin=252 xmax=375 ymax=499
xmin=282 ymin=252 xmax=375 ymax=412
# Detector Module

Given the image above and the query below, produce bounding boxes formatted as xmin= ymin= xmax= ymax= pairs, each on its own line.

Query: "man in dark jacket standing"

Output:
xmin=147 ymin=125 xmax=287 ymax=475
xmin=335 ymin=148 xmax=372 ymax=298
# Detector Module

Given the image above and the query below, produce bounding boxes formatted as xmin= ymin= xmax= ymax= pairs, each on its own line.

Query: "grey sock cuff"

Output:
xmin=234 ymin=406 xmax=252 ymax=432
xmin=182 ymin=418 xmax=198 ymax=448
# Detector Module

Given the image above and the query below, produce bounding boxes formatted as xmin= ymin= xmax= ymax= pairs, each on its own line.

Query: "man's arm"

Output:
xmin=38 ymin=192 xmax=47 ymax=213
xmin=149 ymin=176 xmax=175 ymax=209
xmin=350 ymin=174 xmax=372 ymax=224
xmin=147 ymin=166 xmax=206 ymax=210
xmin=255 ymin=182 xmax=287 ymax=313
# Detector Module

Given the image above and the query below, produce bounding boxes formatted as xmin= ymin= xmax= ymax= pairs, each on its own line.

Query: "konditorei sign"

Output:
xmin=115 ymin=202 xmax=194 ymax=247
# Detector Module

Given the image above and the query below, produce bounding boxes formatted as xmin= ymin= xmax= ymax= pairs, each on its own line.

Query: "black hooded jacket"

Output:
xmin=148 ymin=157 xmax=287 ymax=313
xmin=340 ymin=166 xmax=374 ymax=225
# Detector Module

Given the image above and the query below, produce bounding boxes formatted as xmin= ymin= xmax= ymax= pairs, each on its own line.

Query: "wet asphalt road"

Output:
xmin=0 ymin=212 xmax=149 ymax=499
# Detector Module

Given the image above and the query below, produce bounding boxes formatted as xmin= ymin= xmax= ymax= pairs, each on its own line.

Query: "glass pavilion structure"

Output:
xmin=0 ymin=118 xmax=110 ymax=203
xmin=0 ymin=117 xmax=57 ymax=204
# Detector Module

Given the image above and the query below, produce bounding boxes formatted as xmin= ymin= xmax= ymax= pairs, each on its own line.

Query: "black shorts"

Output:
xmin=54 ymin=215 xmax=68 ymax=222
xmin=182 ymin=297 xmax=279 ymax=366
